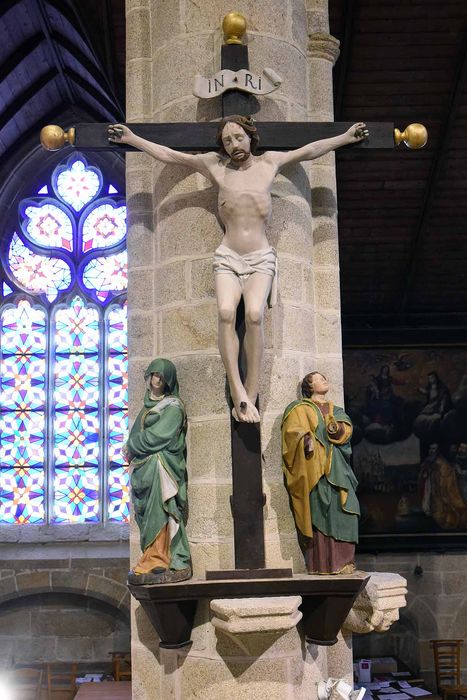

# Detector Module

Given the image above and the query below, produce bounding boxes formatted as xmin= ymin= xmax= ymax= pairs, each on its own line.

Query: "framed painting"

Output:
xmin=343 ymin=345 xmax=467 ymax=552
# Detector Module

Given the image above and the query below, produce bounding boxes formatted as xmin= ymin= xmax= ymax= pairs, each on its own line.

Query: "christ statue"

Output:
xmin=108 ymin=116 xmax=368 ymax=423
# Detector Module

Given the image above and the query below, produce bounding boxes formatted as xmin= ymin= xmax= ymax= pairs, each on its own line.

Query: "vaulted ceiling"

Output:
xmin=0 ymin=0 xmax=124 ymax=187
xmin=1 ymin=0 xmax=466 ymax=337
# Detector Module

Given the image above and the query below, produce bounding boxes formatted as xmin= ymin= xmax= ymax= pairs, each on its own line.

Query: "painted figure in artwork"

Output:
xmin=418 ymin=443 xmax=467 ymax=529
xmin=108 ymin=117 xmax=368 ymax=423
xmin=125 ymin=358 xmax=191 ymax=585
xmin=281 ymin=371 xmax=360 ymax=574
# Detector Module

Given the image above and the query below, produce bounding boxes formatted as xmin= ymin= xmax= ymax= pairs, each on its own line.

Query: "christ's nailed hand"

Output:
xmin=346 ymin=122 xmax=369 ymax=143
xmin=108 ymin=123 xmax=134 ymax=144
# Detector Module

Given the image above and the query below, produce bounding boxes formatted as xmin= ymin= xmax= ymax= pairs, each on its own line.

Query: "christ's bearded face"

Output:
xmin=221 ymin=122 xmax=251 ymax=162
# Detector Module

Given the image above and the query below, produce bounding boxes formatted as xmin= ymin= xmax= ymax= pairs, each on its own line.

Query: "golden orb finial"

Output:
xmin=394 ymin=123 xmax=428 ymax=149
xmin=40 ymin=125 xmax=76 ymax=151
xmin=222 ymin=12 xmax=247 ymax=45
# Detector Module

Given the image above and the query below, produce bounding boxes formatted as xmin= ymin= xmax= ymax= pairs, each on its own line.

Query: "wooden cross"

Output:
xmin=40 ymin=22 xmax=405 ymax=581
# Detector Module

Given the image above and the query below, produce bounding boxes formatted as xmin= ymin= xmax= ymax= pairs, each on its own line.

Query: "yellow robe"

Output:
xmin=281 ymin=401 xmax=353 ymax=539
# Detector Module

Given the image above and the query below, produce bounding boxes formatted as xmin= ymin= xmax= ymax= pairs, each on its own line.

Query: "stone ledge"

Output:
xmin=129 ymin=573 xmax=368 ymax=648
xmin=0 ymin=523 xmax=129 ymax=544
xmin=210 ymin=596 xmax=302 ymax=634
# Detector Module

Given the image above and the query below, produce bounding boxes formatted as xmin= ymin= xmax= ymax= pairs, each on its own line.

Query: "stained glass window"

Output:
xmin=0 ymin=153 xmax=129 ymax=525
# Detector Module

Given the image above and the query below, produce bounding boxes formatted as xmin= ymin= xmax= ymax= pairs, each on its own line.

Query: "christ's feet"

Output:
xmin=231 ymin=397 xmax=260 ymax=423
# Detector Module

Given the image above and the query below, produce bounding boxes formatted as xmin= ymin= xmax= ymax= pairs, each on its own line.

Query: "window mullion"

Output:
xmin=46 ymin=302 xmax=55 ymax=524
xmin=99 ymin=307 xmax=108 ymax=524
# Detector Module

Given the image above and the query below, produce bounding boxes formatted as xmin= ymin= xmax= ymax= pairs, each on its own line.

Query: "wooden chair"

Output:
xmin=110 ymin=651 xmax=132 ymax=681
xmin=431 ymin=639 xmax=467 ymax=699
xmin=9 ymin=667 xmax=44 ymax=700
xmin=46 ymin=662 xmax=78 ymax=699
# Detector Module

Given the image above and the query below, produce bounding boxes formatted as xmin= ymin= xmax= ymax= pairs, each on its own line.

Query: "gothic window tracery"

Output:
xmin=0 ymin=153 xmax=129 ymax=524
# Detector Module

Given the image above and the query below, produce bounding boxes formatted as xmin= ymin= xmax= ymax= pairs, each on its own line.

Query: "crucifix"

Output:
xmin=40 ymin=11 xmax=427 ymax=582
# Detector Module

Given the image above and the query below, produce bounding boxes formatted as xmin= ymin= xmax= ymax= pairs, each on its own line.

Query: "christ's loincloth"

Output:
xmin=213 ymin=244 xmax=278 ymax=307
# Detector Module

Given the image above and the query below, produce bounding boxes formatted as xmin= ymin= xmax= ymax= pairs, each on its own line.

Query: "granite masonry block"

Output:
xmin=86 ymin=575 xmax=127 ymax=606
xmin=188 ymin=418 xmax=232 ymax=481
xmin=127 ymin=7 xmax=152 ymax=61
xmin=16 ymin=571 xmax=51 ymax=594
xmin=161 ymin=302 xmax=218 ymax=354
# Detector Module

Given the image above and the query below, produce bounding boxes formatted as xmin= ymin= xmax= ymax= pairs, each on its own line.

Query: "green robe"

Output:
xmin=127 ymin=359 xmax=191 ymax=571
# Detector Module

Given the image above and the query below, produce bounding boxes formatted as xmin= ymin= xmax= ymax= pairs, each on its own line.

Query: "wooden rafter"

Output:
xmin=0 ymin=0 xmax=18 ymax=21
xmin=0 ymin=69 xmax=59 ymax=132
xmin=0 ymin=34 xmax=44 ymax=84
xmin=52 ymin=32 xmax=123 ymax=117
xmin=65 ymin=68 xmax=122 ymax=119
xmin=35 ymin=0 xmax=76 ymax=105
xmin=53 ymin=0 xmax=125 ymax=116
xmin=102 ymin=0 xmax=118 ymax=97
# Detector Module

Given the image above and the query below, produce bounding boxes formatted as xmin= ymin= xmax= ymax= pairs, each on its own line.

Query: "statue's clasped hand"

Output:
xmin=304 ymin=433 xmax=314 ymax=457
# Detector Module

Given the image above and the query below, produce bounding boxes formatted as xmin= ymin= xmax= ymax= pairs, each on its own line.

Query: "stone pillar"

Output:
xmin=125 ymin=0 xmax=352 ymax=697
xmin=307 ymin=3 xmax=343 ymax=404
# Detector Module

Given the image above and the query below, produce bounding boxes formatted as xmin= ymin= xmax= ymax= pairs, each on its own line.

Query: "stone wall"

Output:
xmin=0 ymin=541 xmax=130 ymax=671
xmin=0 ymin=593 xmax=129 ymax=671
xmin=356 ymin=551 xmax=467 ymax=690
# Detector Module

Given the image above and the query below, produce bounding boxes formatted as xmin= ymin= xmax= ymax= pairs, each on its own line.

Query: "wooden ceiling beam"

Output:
xmin=46 ymin=0 xmax=83 ymax=35
xmin=35 ymin=0 xmax=76 ymax=105
xmin=51 ymin=31 xmax=123 ymax=117
xmin=0 ymin=68 xmax=59 ymax=132
xmin=102 ymin=0 xmax=118 ymax=97
xmin=0 ymin=0 xmax=18 ymax=22
xmin=399 ymin=33 xmax=467 ymax=312
xmin=0 ymin=34 xmax=44 ymax=84
xmin=49 ymin=0 xmax=125 ymax=117
xmin=65 ymin=68 xmax=121 ymax=120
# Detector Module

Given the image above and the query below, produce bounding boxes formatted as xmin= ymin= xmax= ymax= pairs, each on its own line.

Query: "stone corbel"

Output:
xmin=210 ymin=596 xmax=302 ymax=652
xmin=343 ymin=572 xmax=408 ymax=634
xmin=308 ymin=32 xmax=340 ymax=64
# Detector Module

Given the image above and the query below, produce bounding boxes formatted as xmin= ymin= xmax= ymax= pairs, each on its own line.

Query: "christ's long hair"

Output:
xmin=216 ymin=114 xmax=260 ymax=156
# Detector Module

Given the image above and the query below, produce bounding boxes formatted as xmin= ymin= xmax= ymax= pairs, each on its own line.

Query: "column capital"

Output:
xmin=343 ymin=572 xmax=408 ymax=634
xmin=308 ymin=32 xmax=340 ymax=64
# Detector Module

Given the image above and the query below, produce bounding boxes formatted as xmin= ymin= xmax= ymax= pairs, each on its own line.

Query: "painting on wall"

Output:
xmin=343 ymin=346 xmax=467 ymax=551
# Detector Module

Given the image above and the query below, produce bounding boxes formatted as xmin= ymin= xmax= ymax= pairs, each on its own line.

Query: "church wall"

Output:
xmin=0 ymin=593 xmax=129 ymax=671
xmin=355 ymin=551 xmax=467 ymax=690
xmin=0 ymin=542 xmax=130 ymax=671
